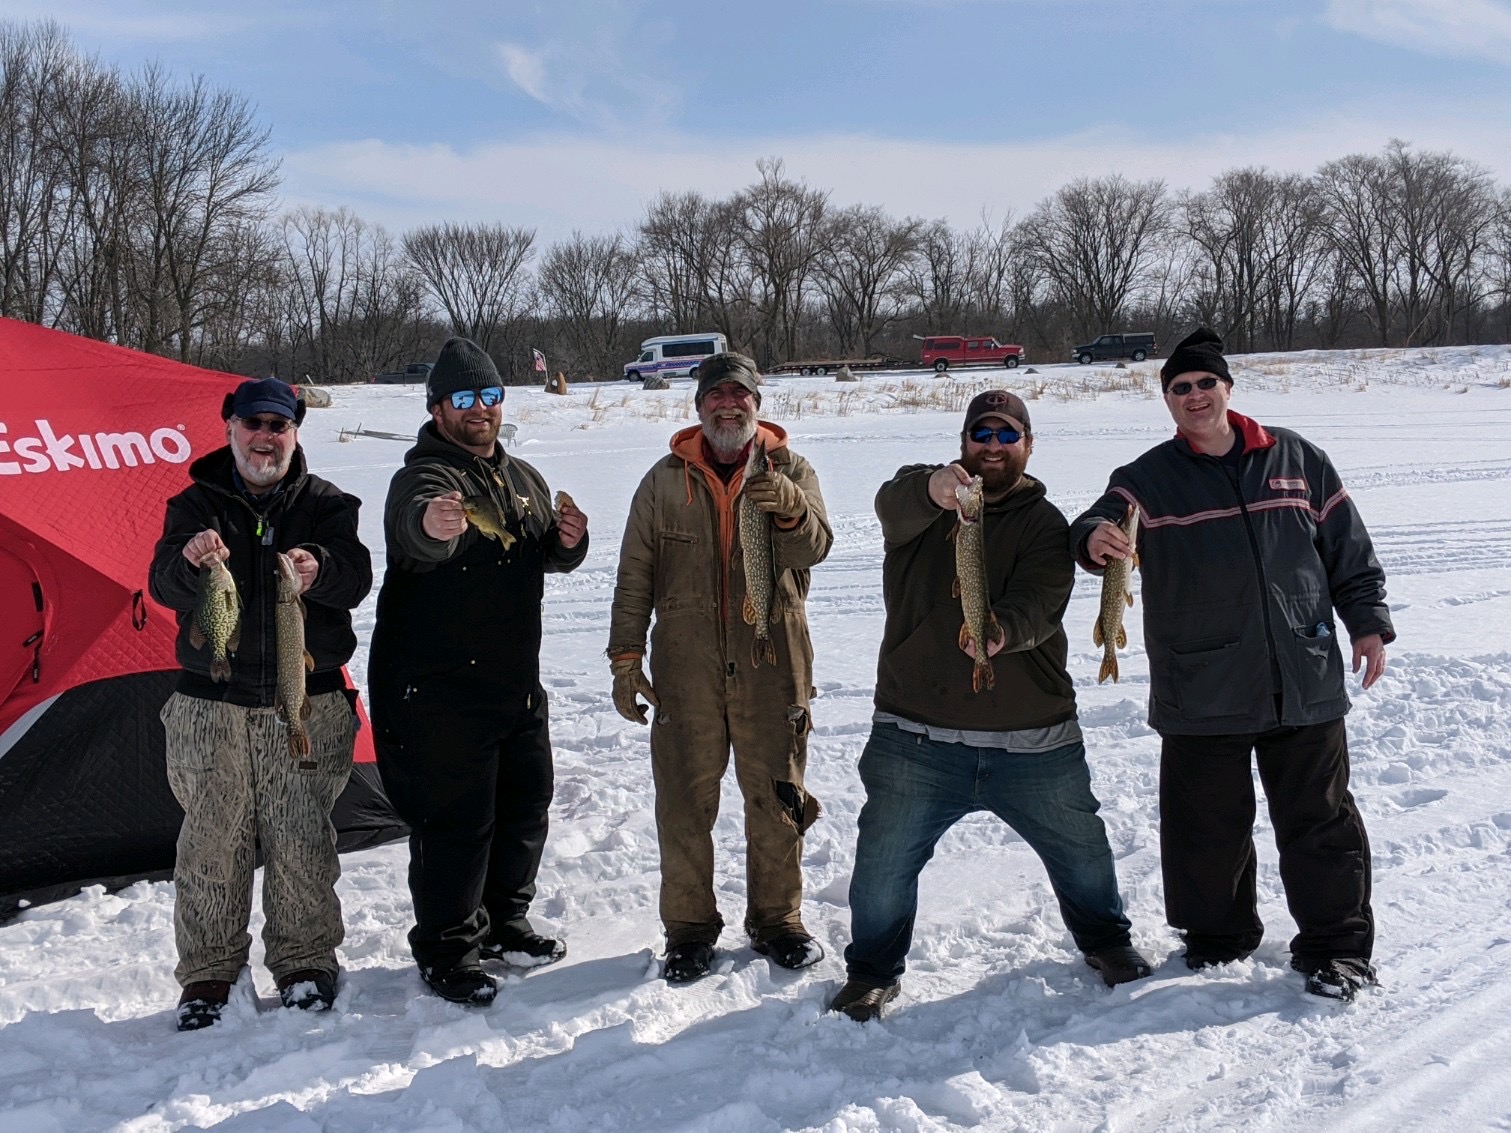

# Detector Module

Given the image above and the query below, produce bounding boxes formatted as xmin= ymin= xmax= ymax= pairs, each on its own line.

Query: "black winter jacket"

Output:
xmin=148 ymin=447 xmax=373 ymax=707
xmin=367 ymin=423 xmax=587 ymax=723
xmin=1070 ymin=412 xmax=1394 ymax=735
xmin=874 ymin=467 xmax=1078 ymax=731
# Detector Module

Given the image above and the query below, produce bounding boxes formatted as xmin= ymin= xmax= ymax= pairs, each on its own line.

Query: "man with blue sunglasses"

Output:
xmin=1071 ymin=327 xmax=1392 ymax=1004
xmin=830 ymin=390 xmax=1150 ymax=1021
xmin=369 ymin=337 xmax=589 ymax=1005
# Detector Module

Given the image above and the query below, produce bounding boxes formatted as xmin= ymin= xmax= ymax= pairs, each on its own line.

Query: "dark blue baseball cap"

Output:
xmin=223 ymin=378 xmax=304 ymax=424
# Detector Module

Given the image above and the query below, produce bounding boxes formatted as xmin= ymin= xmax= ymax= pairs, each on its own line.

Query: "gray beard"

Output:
xmin=704 ymin=417 xmax=756 ymax=462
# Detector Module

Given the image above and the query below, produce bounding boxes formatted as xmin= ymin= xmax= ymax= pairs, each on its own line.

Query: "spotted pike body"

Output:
xmin=190 ymin=558 xmax=241 ymax=682
xmin=463 ymin=494 xmax=516 ymax=550
xmin=739 ymin=442 xmax=778 ymax=667
xmin=953 ymin=476 xmax=1002 ymax=692
xmin=274 ymin=553 xmax=315 ymax=757
xmin=1093 ymin=504 xmax=1139 ymax=683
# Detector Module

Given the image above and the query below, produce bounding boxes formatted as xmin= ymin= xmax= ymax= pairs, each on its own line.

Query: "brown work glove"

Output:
xmin=610 ymin=657 xmax=659 ymax=725
xmin=743 ymin=470 xmax=805 ymax=521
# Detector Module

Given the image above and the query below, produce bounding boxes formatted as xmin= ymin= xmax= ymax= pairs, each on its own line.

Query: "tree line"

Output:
xmin=5 ymin=20 xmax=1510 ymax=385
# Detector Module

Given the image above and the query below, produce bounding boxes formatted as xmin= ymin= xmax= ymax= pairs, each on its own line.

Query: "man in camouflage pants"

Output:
xmin=150 ymin=378 xmax=372 ymax=1030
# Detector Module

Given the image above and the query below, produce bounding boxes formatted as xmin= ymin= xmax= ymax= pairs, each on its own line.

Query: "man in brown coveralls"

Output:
xmin=608 ymin=352 xmax=832 ymax=983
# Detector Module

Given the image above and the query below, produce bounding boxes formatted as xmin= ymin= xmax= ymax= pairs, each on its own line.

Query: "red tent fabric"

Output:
xmin=0 ymin=319 xmax=399 ymax=915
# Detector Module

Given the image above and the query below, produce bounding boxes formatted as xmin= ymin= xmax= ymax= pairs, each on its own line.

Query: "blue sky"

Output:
xmin=12 ymin=0 xmax=1511 ymax=244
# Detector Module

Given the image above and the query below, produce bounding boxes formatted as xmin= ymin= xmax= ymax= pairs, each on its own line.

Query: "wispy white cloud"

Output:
xmin=280 ymin=97 xmax=1511 ymax=245
xmin=1325 ymin=0 xmax=1511 ymax=65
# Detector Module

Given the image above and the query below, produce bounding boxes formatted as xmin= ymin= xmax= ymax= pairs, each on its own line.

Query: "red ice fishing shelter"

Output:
xmin=0 ymin=318 xmax=404 ymax=918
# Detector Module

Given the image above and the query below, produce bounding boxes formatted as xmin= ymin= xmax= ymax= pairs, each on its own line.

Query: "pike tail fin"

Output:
xmin=210 ymin=656 xmax=231 ymax=682
xmin=288 ymin=729 xmax=311 ymax=758
xmin=752 ymin=633 xmax=776 ymax=668
xmin=1098 ymin=647 xmax=1119 ymax=685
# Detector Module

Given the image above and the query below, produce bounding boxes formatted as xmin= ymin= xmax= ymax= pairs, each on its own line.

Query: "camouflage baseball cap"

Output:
xmin=695 ymin=352 xmax=762 ymax=404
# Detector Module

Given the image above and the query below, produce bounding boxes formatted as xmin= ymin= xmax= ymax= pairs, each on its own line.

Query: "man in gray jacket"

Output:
xmin=1070 ymin=328 xmax=1392 ymax=1003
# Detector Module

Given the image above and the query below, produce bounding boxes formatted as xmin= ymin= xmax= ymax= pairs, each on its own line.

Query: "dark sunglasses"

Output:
xmin=1167 ymin=376 xmax=1222 ymax=396
xmin=968 ymin=425 xmax=1023 ymax=445
xmin=236 ymin=415 xmax=294 ymax=435
xmin=449 ymin=387 xmax=504 ymax=410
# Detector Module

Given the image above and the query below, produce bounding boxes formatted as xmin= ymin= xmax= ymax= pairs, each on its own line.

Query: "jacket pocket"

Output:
xmin=1168 ymin=635 xmax=1251 ymax=720
xmin=1291 ymin=623 xmax=1345 ymax=705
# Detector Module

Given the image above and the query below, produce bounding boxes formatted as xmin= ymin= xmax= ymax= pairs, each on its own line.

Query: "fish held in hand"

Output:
xmin=274 ymin=553 xmax=315 ymax=757
xmin=462 ymin=494 xmax=516 ymax=550
xmin=953 ymin=476 xmax=1003 ymax=692
xmin=1093 ymin=503 xmax=1139 ymax=684
xmin=739 ymin=442 xmax=779 ymax=668
xmin=189 ymin=557 xmax=241 ymax=682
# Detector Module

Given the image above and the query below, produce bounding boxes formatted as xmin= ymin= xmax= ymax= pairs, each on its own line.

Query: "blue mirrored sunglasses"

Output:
xmin=449 ymin=386 xmax=504 ymax=410
xmin=968 ymin=425 xmax=1023 ymax=445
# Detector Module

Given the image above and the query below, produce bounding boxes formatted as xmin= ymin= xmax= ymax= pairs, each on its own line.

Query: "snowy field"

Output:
xmin=3 ymin=346 xmax=1511 ymax=1132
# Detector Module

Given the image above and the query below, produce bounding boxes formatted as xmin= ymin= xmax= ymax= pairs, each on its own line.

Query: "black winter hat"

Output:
xmin=427 ymin=337 xmax=503 ymax=406
xmin=220 ymin=377 xmax=306 ymax=426
xmin=694 ymin=352 xmax=762 ymax=405
xmin=1160 ymin=327 xmax=1232 ymax=390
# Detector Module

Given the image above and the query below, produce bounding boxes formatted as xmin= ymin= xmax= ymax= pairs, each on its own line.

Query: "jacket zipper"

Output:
xmin=1218 ymin=457 xmax=1283 ymax=718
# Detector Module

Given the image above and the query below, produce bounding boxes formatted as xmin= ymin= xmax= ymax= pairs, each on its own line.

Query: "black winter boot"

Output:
xmin=176 ymin=980 xmax=232 ymax=1032
xmin=421 ymin=964 xmax=498 ymax=1005
xmin=1295 ymin=956 xmax=1378 ymax=1002
xmin=752 ymin=933 xmax=825 ymax=971
xmin=277 ymin=968 xmax=338 ymax=1011
xmin=481 ymin=925 xmax=566 ymax=968
xmin=663 ymin=941 xmax=716 ymax=984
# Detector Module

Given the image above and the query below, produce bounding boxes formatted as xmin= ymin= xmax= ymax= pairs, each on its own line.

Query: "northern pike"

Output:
xmin=739 ymin=442 xmax=779 ymax=668
xmin=274 ymin=553 xmax=315 ymax=757
xmin=462 ymin=493 xmax=516 ymax=550
xmin=1093 ymin=503 xmax=1140 ymax=684
xmin=189 ymin=557 xmax=240 ymax=682
xmin=953 ymin=476 xmax=1003 ymax=693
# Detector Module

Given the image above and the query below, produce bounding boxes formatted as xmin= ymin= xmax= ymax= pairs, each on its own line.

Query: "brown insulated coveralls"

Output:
xmin=609 ymin=423 xmax=831 ymax=947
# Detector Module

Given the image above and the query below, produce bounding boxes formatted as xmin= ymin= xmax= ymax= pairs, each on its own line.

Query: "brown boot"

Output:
xmin=828 ymin=978 xmax=900 ymax=1022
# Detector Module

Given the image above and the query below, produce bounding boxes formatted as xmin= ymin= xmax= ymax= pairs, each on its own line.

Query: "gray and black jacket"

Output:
xmin=1070 ymin=412 xmax=1394 ymax=736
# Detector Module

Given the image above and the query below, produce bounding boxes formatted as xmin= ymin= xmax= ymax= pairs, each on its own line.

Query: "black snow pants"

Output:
xmin=374 ymin=687 xmax=554 ymax=974
xmin=1159 ymin=717 xmax=1374 ymax=963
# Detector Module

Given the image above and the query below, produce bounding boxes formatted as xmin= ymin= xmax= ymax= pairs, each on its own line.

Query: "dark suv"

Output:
xmin=1070 ymin=333 xmax=1156 ymax=364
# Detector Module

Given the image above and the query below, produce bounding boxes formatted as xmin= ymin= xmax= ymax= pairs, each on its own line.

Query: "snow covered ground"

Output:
xmin=3 ymin=346 xmax=1511 ymax=1132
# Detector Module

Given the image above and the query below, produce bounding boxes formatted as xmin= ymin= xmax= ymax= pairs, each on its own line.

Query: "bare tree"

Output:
xmin=814 ymin=204 xmax=921 ymax=355
xmin=904 ymin=219 xmax=970 ymax=333
xmin=403 ymin=221 xmax=535 ymax=353
xmin=733 ymin=158 xmax=830 ymax=365
xmin=538 ymin=231 xmax=641 ymax=378
xmin=1013 ymin=174 xmax=1170 ymax=334
xmin=1316 ymin=141 xmax=1498 ymax=346
xmin=0 ymin=20 xmax=75 ymax=323
xmin=281 ymin=207 xmax=428 ymax=382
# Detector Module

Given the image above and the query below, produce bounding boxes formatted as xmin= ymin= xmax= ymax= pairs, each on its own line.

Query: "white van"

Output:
xmin=622 ymin=332 xmax=728 ymax=382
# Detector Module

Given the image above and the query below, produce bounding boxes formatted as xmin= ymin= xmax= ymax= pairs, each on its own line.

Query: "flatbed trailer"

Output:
xmin=766 ymin=354 xmax=906 ymax=375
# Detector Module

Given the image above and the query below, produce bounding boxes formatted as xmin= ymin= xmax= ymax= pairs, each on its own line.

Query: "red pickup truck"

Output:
xmin=920 ymin=335 xmax=1025 ymax=372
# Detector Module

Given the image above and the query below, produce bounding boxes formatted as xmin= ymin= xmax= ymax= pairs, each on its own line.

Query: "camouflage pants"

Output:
xmin=161 ymin=690 xmax=356 ymax=986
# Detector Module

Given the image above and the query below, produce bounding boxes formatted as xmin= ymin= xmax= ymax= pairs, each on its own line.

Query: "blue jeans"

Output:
xmin=844 ymin=723 xmax=1132 ymax=985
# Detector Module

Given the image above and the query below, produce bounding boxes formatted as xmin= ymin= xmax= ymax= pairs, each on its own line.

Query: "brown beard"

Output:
xmin=960 ymin=447 xmax=1027 ymax=494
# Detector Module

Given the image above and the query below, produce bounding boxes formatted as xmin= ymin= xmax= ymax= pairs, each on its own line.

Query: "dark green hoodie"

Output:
xmin=872 ymin=465 xmax=1077 ymax=732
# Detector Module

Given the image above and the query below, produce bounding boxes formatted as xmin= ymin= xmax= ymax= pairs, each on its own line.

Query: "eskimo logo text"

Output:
xmin=0 ymin=419 xmax=192 ymax=475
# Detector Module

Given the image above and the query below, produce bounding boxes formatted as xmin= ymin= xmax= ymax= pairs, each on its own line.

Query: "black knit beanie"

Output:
xmin=427 ymin=337 xmax=503 ymax=406
xmin=1160 ymin=327 xmax=1232 ymax=391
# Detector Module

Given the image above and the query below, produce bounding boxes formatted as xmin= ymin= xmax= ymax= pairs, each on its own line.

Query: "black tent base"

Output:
xmin=1 ymin=671 xmax=407 ymax=923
